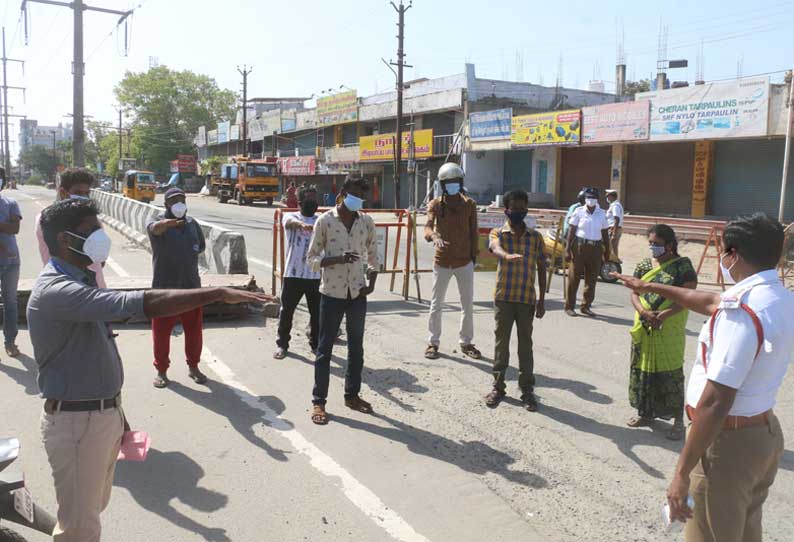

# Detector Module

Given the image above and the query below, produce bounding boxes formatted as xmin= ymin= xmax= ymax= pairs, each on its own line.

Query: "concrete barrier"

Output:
xmin=91 ymin=189 xmax=248 ymax=275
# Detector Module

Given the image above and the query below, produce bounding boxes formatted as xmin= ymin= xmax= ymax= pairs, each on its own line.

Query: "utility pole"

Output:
xmin=21 ymin=1 xmax=132 ymax=167
xmin=390 ymin=1 xmax=412 ymax=208
xmin=779 ymin=69 xmax=794 ymax=222
xmin=117 ymin=109 xmax=123 ymax=164
xmin=2 ymin=27 xmax=24 ymax=179
xmin=237 ymin=65 xmax=252 ymax=156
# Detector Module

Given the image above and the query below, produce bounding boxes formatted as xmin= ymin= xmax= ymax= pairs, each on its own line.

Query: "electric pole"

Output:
xmin=237 ymin=65 xmax=252 ymax=156
xmin=21 ymin=1 xmax=133 ymax=167
xmin=390 ymin=1 xmax=412 ymax=208
xmin=2 ymin=27 xmax=24 ymax=179
xmin=117 ymin=109 xmax=123 ymax=165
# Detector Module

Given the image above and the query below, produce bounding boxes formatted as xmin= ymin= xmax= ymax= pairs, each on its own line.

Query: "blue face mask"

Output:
xmin=344 ymin=193 xmax=364 ymax=212
xmin=444 ymin=182 xmax=461 ymax=196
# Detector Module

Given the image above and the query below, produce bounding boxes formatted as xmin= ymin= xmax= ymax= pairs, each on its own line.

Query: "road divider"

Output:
xmin=91 ymin=189 xmax=249 ymax=275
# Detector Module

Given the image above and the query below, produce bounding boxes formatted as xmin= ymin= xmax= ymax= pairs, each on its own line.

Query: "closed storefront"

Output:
xmin=503 ymin=150 xmax=533 ymax=193
xmin=626 ymin=142 xmax=694 ymax=215
xmin=711 ymin=139 xmax=794 ymax=220
xmin=559 ymin=146 xmax=611 ymax=206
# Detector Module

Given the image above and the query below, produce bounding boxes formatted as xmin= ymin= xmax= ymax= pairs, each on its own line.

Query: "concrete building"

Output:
xmin=19 ymin=120 xmax=73 ymax=154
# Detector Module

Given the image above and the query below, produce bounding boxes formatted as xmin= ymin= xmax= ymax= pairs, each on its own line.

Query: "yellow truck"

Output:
xmin=217 ymin=156 xmax=279 ymax=206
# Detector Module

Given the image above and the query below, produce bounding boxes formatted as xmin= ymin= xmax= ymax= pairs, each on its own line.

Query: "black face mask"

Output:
xmin=300 ymin=200 xmax=319 ymax=217
xmin=505 ymin=210 xmax=528 ymax=226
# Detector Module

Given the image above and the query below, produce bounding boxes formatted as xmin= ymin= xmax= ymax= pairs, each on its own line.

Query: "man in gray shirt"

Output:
xmin=29 ymin=197 xmax=273 ymax=542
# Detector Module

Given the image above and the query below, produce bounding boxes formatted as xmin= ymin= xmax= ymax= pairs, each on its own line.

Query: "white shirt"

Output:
xmin=282 ymin=211 xmax=321 ymax=280
xmin=607 ymin=200 xmax=624 ymax=227
xmin=686 ymin=270 xmax=794 ymax=417
xmin=569 ymin=206 xmax=608 ymax=241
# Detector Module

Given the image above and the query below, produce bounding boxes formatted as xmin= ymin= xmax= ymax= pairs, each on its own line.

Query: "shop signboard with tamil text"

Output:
xmin=359 ymin=129 xmax=433 ymax=162
xmin=470 ymin=108 xmax=512 ymax=141
xmin=278 ymin=156 xmax=316 ymax=176
xmin=511 ymin=110 xmax=581 ymax=147
xmin=582 ymin=101 xmax=650 ymax=143
xmin=317 ymin=90 xmax=358 ymax=127
xmin=637 ymin=76 xmax=769 ymax=141
xmin=207 ymin=129 xmax=218 ymax=146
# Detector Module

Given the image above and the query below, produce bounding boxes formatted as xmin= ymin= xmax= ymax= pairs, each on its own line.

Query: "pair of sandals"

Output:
xmin=627 ymin=416 xmax=684 ymax=441
xmin=485 ymin=389 xmax=539 ymax=411
xmin=311 ymin=396 xmax=373 ymax=425
xmin=153 ymin=368 xmax=208 ymax=388
xmin=424 ymin=344 xmax=482 ymax=360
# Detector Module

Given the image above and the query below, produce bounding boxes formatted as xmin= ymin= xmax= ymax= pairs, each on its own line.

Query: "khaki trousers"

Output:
xmin=610 ymin=226 xmax=622 ymax=261
xmin=40 ymin=406 xmax=125 ymax=542
xmin=565 ymin=242 xmax=601 ymax=311
xmin=685 ymin=414 xmax=784 ymax=542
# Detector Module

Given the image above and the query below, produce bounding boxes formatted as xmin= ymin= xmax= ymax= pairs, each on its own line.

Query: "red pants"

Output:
xmin=152 ymin=307 xmax=203 ymax=373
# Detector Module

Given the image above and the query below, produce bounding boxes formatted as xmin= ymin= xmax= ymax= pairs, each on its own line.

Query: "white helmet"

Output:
xmin=438 ymin=162 xmax=465 ymax=182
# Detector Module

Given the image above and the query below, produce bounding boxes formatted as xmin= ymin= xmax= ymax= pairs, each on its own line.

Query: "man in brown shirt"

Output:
xmin=423 ymin=162 xmax=481 ymax=360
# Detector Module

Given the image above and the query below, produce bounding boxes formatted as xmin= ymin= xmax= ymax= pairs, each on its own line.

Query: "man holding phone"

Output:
xmin=306 ymin=175 xmax=378 ymax=425
xmin=147 ymin=187 xmax=207 ymax=388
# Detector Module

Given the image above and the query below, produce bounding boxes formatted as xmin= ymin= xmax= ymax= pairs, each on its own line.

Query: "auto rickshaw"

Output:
xmin=122 ymin=170 xmax=156 ymax=203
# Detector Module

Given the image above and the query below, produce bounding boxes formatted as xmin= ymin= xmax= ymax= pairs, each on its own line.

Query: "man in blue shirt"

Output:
xmin=0 ymin=185 xmax=22 ymax=358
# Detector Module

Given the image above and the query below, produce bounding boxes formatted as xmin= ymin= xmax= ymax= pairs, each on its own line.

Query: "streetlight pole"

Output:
xmin=779 ymin=69 xmax=794 ymax=223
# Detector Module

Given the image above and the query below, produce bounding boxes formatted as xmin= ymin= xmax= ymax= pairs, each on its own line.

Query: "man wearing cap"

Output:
xmin=614 ymin=213 xmax=794 ymax=542
xmin=147 ymin=188 xmax=207 ymax=388
xmin=565 ymin=187 xmax=610 ymax=317
xmin=606 ymin=189 xmax=624 ymax=263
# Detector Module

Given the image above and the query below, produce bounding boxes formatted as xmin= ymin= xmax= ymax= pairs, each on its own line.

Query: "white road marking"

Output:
xmin=248 ymin=256 xmax=272 ymax=269
xmin=203 ymin=347 xmax=431 ymax=542
xmin=105 ymin=257 xmax=130 ymax=278
xmin=103 ymin=255 xmax=429 ymax=541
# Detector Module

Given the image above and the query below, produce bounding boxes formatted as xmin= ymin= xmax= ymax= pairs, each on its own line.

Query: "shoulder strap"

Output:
xmin=702 ymin=304 xmax=765 ymax=371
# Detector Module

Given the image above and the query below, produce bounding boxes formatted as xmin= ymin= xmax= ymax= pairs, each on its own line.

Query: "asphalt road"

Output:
xmin=2 ymin=186 xmax=793 ymax=542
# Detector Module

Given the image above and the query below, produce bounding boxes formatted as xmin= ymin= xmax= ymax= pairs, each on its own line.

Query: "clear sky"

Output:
xmin=2 ymin=0 xmax=793 ymax=159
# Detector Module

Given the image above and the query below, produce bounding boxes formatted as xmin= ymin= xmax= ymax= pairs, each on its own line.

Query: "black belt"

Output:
xmin=46 ymin=395 xmax=121 ymax=413
xmin=577 ymin=239 xmax=602 ymax=246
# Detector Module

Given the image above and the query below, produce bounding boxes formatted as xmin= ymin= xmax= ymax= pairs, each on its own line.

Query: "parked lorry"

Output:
xmin=216 ymin=156 xmax=279 ymax=205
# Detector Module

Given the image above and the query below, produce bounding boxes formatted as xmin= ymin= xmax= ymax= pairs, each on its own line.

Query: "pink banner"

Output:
xmin=582 ymin=101 xmax=650 ymax=143
xmin=278 ymin=156 xmax=316 ymax=176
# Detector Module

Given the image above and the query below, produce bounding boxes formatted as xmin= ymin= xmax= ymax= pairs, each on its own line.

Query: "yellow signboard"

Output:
xmin=691 ymin=141 xmax=713 ymax=218
xmin=511 ymin=110 xmax=581 ymax=147
xmin=359 ymin=129 xmax=434 ymax=162
xmin=317 ymin=90 xmax=358 ymax=127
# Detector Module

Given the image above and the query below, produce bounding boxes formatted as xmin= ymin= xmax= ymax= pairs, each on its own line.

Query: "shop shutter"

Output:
xmin=559 ymin=146 xmax=611 ymax=206
xmin=712 ymin=139 xmax=794 ymax=220
xmin=626 ymin=143 xmax=693 ymax=216
xmin=503 ymin=150 xmax=533 ymax=193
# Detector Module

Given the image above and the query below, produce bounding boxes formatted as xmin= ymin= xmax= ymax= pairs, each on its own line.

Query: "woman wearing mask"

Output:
xmin=627 ymin=224 xmax=697 ymax=440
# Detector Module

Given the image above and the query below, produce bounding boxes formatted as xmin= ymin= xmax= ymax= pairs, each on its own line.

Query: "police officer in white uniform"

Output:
xmin=615 ymin=213 xmax=794 ymax=542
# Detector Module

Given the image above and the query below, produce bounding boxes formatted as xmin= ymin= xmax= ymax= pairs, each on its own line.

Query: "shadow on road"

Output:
xmin=0 ymin=353 xmax=39 ymax=395
xmin=114 ymin=448 xmax=230 ymax=542
xmin=168 ymin=380 xmax=291 ymax=462
xmin=334 ymin=412 xmax=547 ymax=489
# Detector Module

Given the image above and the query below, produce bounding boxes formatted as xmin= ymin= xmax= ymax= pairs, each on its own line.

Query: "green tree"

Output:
xmin=624 ymin=79 xmax=652 ymax=97
xmin=19 ymin=145 xmax=58 ymax=178
xmin=115 ymin=66 xmax=236 ymax=174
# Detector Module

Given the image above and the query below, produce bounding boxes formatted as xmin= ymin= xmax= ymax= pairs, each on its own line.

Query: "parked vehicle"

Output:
xmin=216 ymin=156 xmax=278 ymax=206
xmin=122 ymin=170 xmax=156 ymax=203
xmin=0 ymin=437 xmax=56 ymax=541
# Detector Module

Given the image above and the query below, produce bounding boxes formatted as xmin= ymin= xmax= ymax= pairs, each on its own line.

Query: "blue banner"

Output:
xmin=470 ymin=108 xmax=512 ymax=140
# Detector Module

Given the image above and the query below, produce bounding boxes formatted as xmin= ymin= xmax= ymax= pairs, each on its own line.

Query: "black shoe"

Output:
xmin=522 ymin=393 xmax=539 ymax=412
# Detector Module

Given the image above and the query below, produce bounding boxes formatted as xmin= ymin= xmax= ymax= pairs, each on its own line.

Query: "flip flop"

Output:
xmin=311 ymin=404 xmax=328 ymax=425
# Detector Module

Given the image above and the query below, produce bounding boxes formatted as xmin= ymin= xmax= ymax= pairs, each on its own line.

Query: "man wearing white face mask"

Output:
xmin=422 ymin=162 xmax=481 ymax=360
xmin=35 ymin=168 xmax=108 ymax=291
xmin=147 ymin=187 xmax=207 ymax=388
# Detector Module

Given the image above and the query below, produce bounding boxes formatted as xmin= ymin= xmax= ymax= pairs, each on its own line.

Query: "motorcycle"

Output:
xmin=0 ymin=438 xmax=56 ymax=542
xmin=542 ymin=229 xmax=622 ymax=283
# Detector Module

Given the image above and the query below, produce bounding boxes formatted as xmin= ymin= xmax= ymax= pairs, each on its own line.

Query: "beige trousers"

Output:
xmin=685 ymin=414 xmax=784 ymax=542
xmin=40 ymin=406 xmax=125 ymax=542
xmin=610 ymin=226 xmax=622 ymax=261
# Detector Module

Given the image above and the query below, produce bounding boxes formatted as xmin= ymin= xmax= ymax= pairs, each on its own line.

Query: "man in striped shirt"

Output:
xmin=485 ymin=190 xmax=546 ymax=411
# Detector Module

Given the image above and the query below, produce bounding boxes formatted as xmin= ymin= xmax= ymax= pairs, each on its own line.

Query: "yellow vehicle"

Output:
xmin=217 ymin=156 xmax=278 ymax=206
xmin=122 ymin=170 xmax=156 ymax=203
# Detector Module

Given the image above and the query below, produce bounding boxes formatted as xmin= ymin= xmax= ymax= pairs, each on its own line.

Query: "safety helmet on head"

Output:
xmin=438 ymin=162 xmax=465 ymax=183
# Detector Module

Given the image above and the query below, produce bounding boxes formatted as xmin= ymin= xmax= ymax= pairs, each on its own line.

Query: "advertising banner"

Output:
xmin=281 ymin=110 xmax=297 ymax=133
xmin=637 ymin=76 xmax=769 ymax=141
xmin=470 ymin=108 xmax=512 ymax=140
xmin=217 ymin=121 xmax=230 ymax=144
xmin=195 ymin=126 xmax=207 ymax=147
xmin=176 ymin=154 xmax=196 ymax=173
xmin=317 ymin=90 xmax=358 ymax=127
xmin=207 ymin=129 xmax=218 ymax=146
xmin=359 ymin=129 xmax=434 ymax=162
xmin=229 ymin=124 xmax=240 ymax=141
xmin=582 ymin=101 xmax=650 ymax=143
xmin=278 ymin=156 xmax=316 ymax=176
xmin=691 ymin=141 xmax=713 ymax=217
xmin=511 ymin=110 xmax=581 ymax=147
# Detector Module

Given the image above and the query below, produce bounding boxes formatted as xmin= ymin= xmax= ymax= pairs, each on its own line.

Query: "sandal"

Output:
xmin=273 ymin=347 xmax=287 ymax=360
xmin=626 ymin=416 xmax=654 ymax=428
xmin=153 ymin=373 xmax=170 ymax=389
xmin=485 ymin=389 xmax=505 ymax=407
xmin=345 ymin=396 xmax=374 ymax=414
xmin=424 ymin=345 xmax=439 ymax=359
xmin=461 ymin=344 xmax=482 ymax=360
xmin=311 ymin=404 xmax=328 ymax=425
xmin=189 ymin=367 xmax=208 ymax=385
xmin=667 ymin=424 xmax=685 ymax=441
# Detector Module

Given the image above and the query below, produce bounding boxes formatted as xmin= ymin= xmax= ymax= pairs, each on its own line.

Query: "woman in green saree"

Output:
xmin=627 ymin=225 xmax=697 ymax=440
